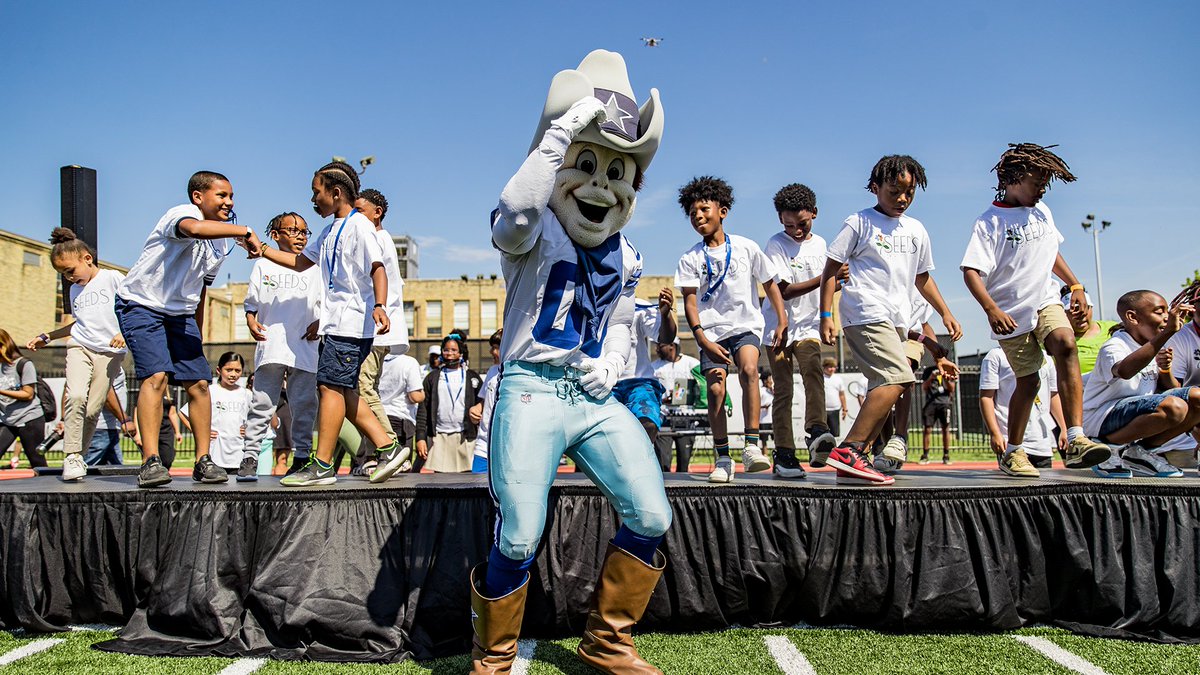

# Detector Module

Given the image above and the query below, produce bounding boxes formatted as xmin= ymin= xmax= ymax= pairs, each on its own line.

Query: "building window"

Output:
xmin=454 ymin=300 xmax=469 ymax=333
xmin=426 ymin=301 xmax=442 ymax=337
xmin=23 ymin=251 xmax=40 ymax=266
xmin=404 ymin=301 xmax=415 ymax=333
xmin=234 ymin=317 xmax=251 ymax=342
xmin=481 ymin=300 xmax=498 ymax=334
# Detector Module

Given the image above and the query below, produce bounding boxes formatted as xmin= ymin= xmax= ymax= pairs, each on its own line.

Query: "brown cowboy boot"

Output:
xmin=470 ymin=563 xmax=529 ymax=675
xmin=577 ymin=543 xmax=666 ymax=674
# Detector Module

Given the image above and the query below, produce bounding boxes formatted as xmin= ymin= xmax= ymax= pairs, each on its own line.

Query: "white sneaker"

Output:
xmin=873 ymin=436 xmax=907 ymax=475
xmin=709 ymin=456 xmax=734 ymax=483
xmin=1091 ymin=453 xmax=1133 ymax=479
xmin=742 ymin=445 xmax=771 ymax=473
xmin=62 ymin=453 xmax=87 ymax=481
xmin=1121 ymin=443 xmax=1183 ymax=478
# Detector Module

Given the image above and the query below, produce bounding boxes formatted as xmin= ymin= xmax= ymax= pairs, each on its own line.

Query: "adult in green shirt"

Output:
xmin=1062 ymin=288 xmax=1118 ymax=375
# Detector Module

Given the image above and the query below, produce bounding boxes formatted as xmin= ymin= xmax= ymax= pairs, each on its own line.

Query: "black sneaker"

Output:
xmin=349 ymin=460 xmax=376 ymax=478
xmin=286 ymin=455 xmax=308 ymax=475
xmin=369 ymin=442 xmax=412 ymax=484
xmin=772 ymin=452 xmax=808 ymax=480
xmin=138 ymin=455 xmax=171 ymax=488
xmin=281 ymin=457 xmax=337 ymax=487
xmin=807 ymin=430 xmax=836 ymax=468
xmin=192 ymin=455 xmax=229 ymax=484
xmin=236 ymin=455 xmax=259 ymax=482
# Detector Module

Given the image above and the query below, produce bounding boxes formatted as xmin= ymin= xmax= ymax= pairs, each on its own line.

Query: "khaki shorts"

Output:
xmin=844 ymin=322 xmax=916 ymax=390
xmin=903 ymin=338 xmax=923 ymax=366
xmin=999 ymin=303 xmax=1072 ymax=377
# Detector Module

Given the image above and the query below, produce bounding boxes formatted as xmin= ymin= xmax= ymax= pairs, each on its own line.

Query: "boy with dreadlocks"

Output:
xmin=961 ymin=143 xmax=1111 ymax=478
xmin=818 ymin=155 xmax=962 ymax=486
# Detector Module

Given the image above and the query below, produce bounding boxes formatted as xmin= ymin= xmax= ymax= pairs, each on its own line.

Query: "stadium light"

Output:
xmin=1080 ymin=215 xmax=1112 ymax=321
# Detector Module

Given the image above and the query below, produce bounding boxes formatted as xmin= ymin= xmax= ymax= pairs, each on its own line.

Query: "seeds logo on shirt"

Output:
xmin=261 ymin=272 xmax=311 ymax=293
xmin=73 ymin=287 xmax=113 ymax=311
xmin=873 ymin=233 xmax=919 ymax=255
xmin=1003 ymin=220 xmax=1050 ymax=250
xmin=214 ymin=399 xmax=248 ymax=414
xmin=789 ymin=255 xmax=824 ymax=278
xmin=1193 ymin=348 xmax=1200 ymax=364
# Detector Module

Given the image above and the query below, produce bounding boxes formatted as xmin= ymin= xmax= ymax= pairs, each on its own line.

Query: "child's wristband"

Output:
xmin=37 ymin=333 xmax=50 ymax=343
xmin=1069 ymin=284 xmax=1084 ymax=292
xmin=820 ymin=311 xmax=833 ymax=318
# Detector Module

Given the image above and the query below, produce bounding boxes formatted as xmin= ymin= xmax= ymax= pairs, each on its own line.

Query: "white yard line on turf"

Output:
xmin=0 ymin=638 xmax=65 ymax=665
xmin=511 ymin=639 xmax=537 ymax=675
xmin=1013 ymin=636 xmax=1110 ymax=675
xmin=68 ymin=624 xmax=119 ymax=632
xmin=764 ymin=635 xmax=817 ymax=675
xmin=215 ymin=658 xmax=267 ymax=675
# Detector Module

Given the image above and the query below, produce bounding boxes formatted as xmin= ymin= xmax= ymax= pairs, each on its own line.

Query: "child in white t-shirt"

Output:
xmin=241 ymin=212 xmax=322 ymax=480
xmin=350 ymin=189 xmax=412 ymax=480
xmin=376 ymin=351 xmax=426 ymax=472
xmin=1081 ymin=290 xmax=1199 ymax=478
xmin=116 ymin=171 xmax=255 ymax=488
xmin=1159 ymin=320 xmax=1200 ymax=467
xmin=675 ymin=176 xmax=786 ymax=483
xmin=818 ymin=155 xmax=961 ymax=486
xmin=962 ymin=143 xmax=1111 ymax=479
xmin=760 ymin=183 xmax=845 ymax=480
xmin=181 ymin=352 xmax=252 ymax=472
xmin=980 ymin=348 xmax=1067 ymax=473
xmin=245 ymin=161 xmax=403 ymax=487
xmin=471 ymin=329 xmax=504 ymax=473
xmin=27 ymin=229 xmax=131 ymax=481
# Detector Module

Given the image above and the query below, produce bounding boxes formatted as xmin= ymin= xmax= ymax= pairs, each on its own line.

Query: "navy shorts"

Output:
xmin=116 ymin=297 xmax=211 ymax=384
xmin=317 ymin=335 xmax=373 ymax=388
xmin=1099 ymin=386 xmax=1194 ymax=440
xmin=612 ymin=378 xmax=667 ymax=427
xmin=700 ymin=331 xmax=760 ymax=373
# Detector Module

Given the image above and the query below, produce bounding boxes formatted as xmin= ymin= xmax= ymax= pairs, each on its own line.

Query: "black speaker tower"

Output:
xmin=60 ymin=166 xmax=98 ymax=314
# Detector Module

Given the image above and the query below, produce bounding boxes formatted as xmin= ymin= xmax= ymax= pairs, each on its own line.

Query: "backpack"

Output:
xmin=15 ymin=358 xmax=56 ymax=422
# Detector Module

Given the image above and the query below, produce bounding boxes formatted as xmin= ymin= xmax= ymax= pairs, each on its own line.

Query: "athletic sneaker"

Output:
xmin=236 ymin=455 xmax=259 ymax=482
xmin=192 ymin=455 xmax=228 ymax=483
xmin=350 ymin=460 xmax=377 ymax=478
xmin=772 ymin=453 xmax=807 ymax=480
xmin=873 ymin=436 xmax=907 ymax=475
xmin=826 ymin=444 xmax=894 ymax=486
xmin=1063 ymin=436 xmax=1111 ymax=469
xmin=287 ymin=455 xmax=308 ymax=476
xmin=62 ymin=453 xmax=87 ymax=481
xmin=999 ymin=448 xmax=1039 ymax=477
xmin=742 ymin=445 xmax=771 ymax=473
xmin=398 ymin=459 xmax=413 ymax=473
xmin=1091 ymin=454 xmax=1133 ymax=479
xmin=708 ymin=455 xmax=734 ymax=484
xmin=138 ymin=455 xmax=171 ymax=488
xmin=281 ymin=458 xmax=337 ymax=487
xmin=1121 ymin=444 xmax=1183 ymax=478
xmin=807 ymin=431 xmax=836 ymax=468
xmin=370 ymin=442 xmax=412 ymax=483
xmin=917 ymin=454 xmax=930 ymax=465
xmin=1029 ymin=455 xmax=1053 ymax=469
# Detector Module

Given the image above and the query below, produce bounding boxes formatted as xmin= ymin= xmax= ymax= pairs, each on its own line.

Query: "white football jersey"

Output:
xmin=620 ymin=301 xmax=660 ymax=380
xmin=494 ymin=211 xmax=642 ymax=367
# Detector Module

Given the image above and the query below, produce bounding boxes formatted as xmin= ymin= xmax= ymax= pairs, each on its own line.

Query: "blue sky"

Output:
xmin=2 ymin=1 xmax=1197 ymax=354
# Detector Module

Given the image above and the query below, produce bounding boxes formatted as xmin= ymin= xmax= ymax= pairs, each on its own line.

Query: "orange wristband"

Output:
xmin=1069 ymin=284 xmax=1084 ymax=292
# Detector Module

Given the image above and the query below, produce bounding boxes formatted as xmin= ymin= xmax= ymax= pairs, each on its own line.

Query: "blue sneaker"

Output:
xmin=1090 ymin=456 xmax=1133 ymax=479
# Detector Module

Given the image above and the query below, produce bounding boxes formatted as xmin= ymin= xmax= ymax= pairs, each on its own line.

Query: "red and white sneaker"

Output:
xmin=826 ymin=444 xmax=895 ymax=486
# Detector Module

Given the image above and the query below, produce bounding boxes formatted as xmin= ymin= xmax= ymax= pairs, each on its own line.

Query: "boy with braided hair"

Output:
xmin=961 ymin=143 xmax=1111 ymax=478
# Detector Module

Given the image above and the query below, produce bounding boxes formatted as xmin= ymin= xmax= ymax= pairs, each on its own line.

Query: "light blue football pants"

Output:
xmin=488 ymin=360 xmax=673 ymax=561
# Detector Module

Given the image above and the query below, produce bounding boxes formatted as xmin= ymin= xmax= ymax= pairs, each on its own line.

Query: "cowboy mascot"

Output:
xmin=470 ymin=50 xmax=670 ymax=674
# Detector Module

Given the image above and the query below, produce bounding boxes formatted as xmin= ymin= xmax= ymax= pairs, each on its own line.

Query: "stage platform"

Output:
xmin=0 ymin=469 xmax=1197 ymax=663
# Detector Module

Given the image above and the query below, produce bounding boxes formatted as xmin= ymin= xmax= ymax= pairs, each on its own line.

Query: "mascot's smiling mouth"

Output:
xmin=574 ymin=196 xmax=612 ymax=224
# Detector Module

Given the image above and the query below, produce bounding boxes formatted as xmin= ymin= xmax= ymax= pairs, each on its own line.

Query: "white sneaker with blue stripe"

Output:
xmin=1091 ymin=453 xmax=1133 ymax=479
xmin=1121 ymin=443 xmax=1183 ymax=478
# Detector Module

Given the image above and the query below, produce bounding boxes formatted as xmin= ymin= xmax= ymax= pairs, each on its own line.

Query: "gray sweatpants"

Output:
xmin=244 ymin=363 xmax=318 ymax=460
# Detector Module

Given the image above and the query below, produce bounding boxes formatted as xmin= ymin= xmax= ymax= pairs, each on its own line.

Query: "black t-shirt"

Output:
xmin=160 ymin=396 xmax=175 ymax=436
xmin=922 ymin=367 xmax=951 ymax=407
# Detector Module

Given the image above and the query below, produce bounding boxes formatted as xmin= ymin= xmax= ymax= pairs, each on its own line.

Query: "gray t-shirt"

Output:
xmin=0 ymin=360 xmax=43 ymax=426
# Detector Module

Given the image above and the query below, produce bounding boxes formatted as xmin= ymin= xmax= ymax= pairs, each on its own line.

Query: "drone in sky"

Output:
xmin=641 ymin=37 xmax=663 ymax=47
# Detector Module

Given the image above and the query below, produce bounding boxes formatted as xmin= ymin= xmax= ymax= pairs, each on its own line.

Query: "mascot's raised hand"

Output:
xmin=553 ymin=96 xmax=609 ymax=139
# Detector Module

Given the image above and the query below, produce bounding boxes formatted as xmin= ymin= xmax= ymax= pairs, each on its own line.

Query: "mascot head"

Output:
xmin=533 ymin=50 xmax=664 ymax=248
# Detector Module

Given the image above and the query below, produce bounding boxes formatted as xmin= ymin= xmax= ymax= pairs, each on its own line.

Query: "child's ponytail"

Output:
xmin=49 ymin=227 xmax=96 ymax=262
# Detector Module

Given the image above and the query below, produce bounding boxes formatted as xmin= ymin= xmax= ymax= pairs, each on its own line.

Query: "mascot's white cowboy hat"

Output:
xmin=528 ymin=49 xmax=664 ymax=171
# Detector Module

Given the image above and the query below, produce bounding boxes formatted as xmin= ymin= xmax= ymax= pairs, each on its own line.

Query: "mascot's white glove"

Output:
xmin=551 ymin=96 xmax=609 ymax=139
xmin=578 ymin=352 xmax=625 ymax=399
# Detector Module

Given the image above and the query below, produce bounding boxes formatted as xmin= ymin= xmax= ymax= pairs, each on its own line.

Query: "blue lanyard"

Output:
xmin=701 ymin=238 xmax=732 ymax=303
xmin=325 ymin=208 xmax=358 ymax=289
xmin=443 ymin=368 xmax=464 ymax=408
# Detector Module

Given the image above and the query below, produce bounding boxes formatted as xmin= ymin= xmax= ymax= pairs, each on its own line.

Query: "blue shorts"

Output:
xmin=1099 ymin=386 xmax=1194 ymax=440
xmin=700 ymin=331 xmax=760 ymax=373
xmin=612 ymin=378 xmax=666 ymax=427
xmin=317 ymin=335 xmax=373 ymax=388
xmin=116 ymin=297 xmax=210 ymax=384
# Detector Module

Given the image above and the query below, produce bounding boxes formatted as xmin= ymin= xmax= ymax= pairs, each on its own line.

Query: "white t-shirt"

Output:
xmin=823 ymin=373 xmax=846 ymax=412
xmin=826 ymin=208 xmax=934 ymax=329
xmin=243 ymin=259 xmax=322 ymax=372
xmin=1081 ymin=331 xmax=1159 ymax=437
xmin=184 ymin=382 xmax=252 ymax=469
xmin=620 ymin=301 xmax=660 ymax=380
xmin=436 ymin=367 xmax=468 ymax=433
xmin=94 ymin=375 xmax=127 ymax=432
xmin=372 ymin=228 xmax=410 ymax=350
xmin=1167 ymin=322 xmax=1200 ymax=386
xmin=119 ymin=204 xmax=232 ymax=314
xmin=301 ymin=211 xmax=386 ymax=339
xmin=980 ymin=347 xmax=1058 ymax=457
xmin=760 ymin=232 xmax=826 ymax=343
xmin=960 ymin=202 xmax=1064 ymax=340
xmin=378 ymin=353 xmax=424 ymax=422
xmin=759 ymin=384 xmax=773 ymax=424
xmin=69 ymin=269 xmax=126 ymax=354
xmin=675 ymin=233 xmax=779 ymax=343
xmin=652 ymin=354 xmax=699 ymax=405
xmin=474 ymin=363 xmax=502 ymax=460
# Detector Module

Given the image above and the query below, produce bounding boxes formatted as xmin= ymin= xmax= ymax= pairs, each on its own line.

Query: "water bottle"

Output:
xmin=35 ymin=428 xmax=64 ymax=456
